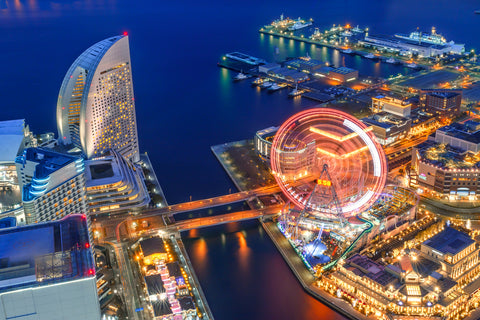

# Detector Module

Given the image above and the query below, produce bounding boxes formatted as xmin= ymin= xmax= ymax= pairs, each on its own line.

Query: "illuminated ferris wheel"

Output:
xmin=271 ymin=108 xmax=387 ymax=218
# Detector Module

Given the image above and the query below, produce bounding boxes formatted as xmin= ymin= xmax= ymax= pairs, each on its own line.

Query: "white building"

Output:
xmin=15 ymin=148 xmax=87 ymax=224
xmin=371 ymin=95 xmax=411 ymax=117
xmin=85 ymin=149 xmax=150 ymax=216
xmin=57 ymin=35 xmax=140 ymax=162
xmin=0 ymin=215 xmax=100 ymax=320
xmin=0 ymin=119 xmax=35 ymax=221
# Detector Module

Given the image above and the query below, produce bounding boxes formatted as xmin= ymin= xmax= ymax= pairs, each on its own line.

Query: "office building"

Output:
xmin=420 ymin=89 xmax=462 ymax=118
xmin=371 ymin=95 xmax=412 ymax=117
xmin=435 ymin=121 xmax=480 ymax=153
xmin=15 ymin=148 xmax=87 ymax=224
xmin=362 ymin=112 xmax=412 ymax=145
xmin=0 ymin=119 xmax=35 ymax=220
xmin=412 ymin=121 xmax=480 ymax=196
xmin=57 ymin=35 xmax=140 ymax=162
xmin=254 ymin=126 xmax=279 ymax=162
xmin=284 ymin=57 xmax=324 ymax=73
xmin=328 ymin=67 xmax=358 ymax=83
xmin=85 ymin=150 xmax=150 ymax=216
xmin=267 ymin=67 xmax=309 ymax=83
xmin=0 ymin=214 xmax=100 ymax=320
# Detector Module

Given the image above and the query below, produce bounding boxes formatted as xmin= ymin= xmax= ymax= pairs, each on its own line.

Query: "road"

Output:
xmin=94 ymin=184 xmax=281 ymax=220
xmin=384 ymin=133 xmax=429 ymax=156
xmin=105 ymin=241 xmax=147 ymax=320
xmin=169 ymin=205 xmax=283 ymax=231
xmin=420 ymin=196 xmax=480 ymax=219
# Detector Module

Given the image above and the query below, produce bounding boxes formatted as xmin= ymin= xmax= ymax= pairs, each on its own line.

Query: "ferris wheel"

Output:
xmin=270 ymin=108 xmax=387 ymax=218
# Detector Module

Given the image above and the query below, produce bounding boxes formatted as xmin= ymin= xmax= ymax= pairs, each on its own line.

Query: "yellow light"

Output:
xmin=309 ymin=126 xmax=373 ymax=142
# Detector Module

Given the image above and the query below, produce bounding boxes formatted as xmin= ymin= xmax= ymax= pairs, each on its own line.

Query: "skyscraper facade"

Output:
xmin=15 ymin=148 xmax=87 ymax=224
xmin=57 ymin=35 xmax=140 ymax=162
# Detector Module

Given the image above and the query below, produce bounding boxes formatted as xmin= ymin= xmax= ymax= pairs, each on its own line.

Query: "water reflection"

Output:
xmin=219 ymin=67 xmax=232 ymax=102
xmin=332 ymin=49 xmax=340 ymax=67
xmin=374 ymin=61 xmax=381 ymax=77
xmin=183 ymin=221 xmax=347 ymax=320
xmin=236 ymin=231 xmax=251 ymax=272
xmin=190 ymin=237 xmax=208 ymax=274
xmin=0 ymin=0 xmax=116 ymax=20
xmin=14 ymin=0 xmax=22 ymax=10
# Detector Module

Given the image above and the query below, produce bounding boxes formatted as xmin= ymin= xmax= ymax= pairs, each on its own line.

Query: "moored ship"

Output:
xmin=225 ymin=52 xmax=266 ymax=66
xmin=395 ymin=27 xmax=447 ymax=45
xmin=287 ymin=18 xmax=313 ymax=31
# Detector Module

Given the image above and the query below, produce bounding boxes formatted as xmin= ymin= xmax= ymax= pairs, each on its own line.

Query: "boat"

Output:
xmin=352 ymin=25 xmax=364 ymax=33
xmin=288 ymin=84 xmax=303 ymax=97
xmin=407 ymin=63 xmax=418 ymax=69
xmin=340 ymin=30 xmax=353 ymax=37
xmin=364 ymin=53 xmax=379 ymax=60
xmin=287 ymin=18 xmax=312 ymax=31
xmin=233 ymin=71 xmax=249 ymax=81
xmin=475 ymin=10 xmax=480 ymax=14
xmin=260 ymin=81 xmax=273 ymax=89
xmin=385 ymin=57 xmax=398 ymax=64
xmin=268 ymin=83 xmax=286 ymax=92
xmin=395 ymin=27 xmax=446 ymax=45
xmin=342 ymin=48 xmax=354 ymax=54
xmin=252 ymin=77 xmax=263 ymax=86
xmin=225 ymin=52 xmax=266 ymax=66
xmin=270 ymin=14 xmax=294 ymax=29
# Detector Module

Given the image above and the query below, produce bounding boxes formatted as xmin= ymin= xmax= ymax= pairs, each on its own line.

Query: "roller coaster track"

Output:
xmin=322 ymin=217 xmax=373 ymax=271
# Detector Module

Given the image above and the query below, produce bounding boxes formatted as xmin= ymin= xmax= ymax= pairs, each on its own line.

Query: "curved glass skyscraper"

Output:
xmin=57 ymin=35 xmax=140 ymax=162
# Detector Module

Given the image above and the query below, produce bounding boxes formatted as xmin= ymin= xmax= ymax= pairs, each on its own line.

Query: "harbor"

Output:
xmin=259 ymin=15 xmax=472 ymax=69
xmin=218 ymin=52 xmax=379 ymax=103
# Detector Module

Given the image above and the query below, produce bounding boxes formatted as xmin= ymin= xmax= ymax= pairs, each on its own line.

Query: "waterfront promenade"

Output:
xmin=261 ymin=220 xmax=371 ymax=320
xmin=212 ymin=138 xmax=372 ymax=319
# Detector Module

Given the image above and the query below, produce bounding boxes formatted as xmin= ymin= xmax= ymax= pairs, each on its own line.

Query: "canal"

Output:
xmin=182 ymin=220 xmax=347 ymax=320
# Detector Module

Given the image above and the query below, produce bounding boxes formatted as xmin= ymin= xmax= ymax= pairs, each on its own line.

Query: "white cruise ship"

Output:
xmin=288 ymin=18 xmax=313 ymax=31
xmin=395 ymin=27 xmax=447 ymax=45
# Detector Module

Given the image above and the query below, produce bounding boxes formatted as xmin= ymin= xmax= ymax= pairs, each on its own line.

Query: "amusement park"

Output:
xmin=250 ymin=107 xmax=480 ymax=319
xmin=269 ymin=108 xmax=416 ymax=273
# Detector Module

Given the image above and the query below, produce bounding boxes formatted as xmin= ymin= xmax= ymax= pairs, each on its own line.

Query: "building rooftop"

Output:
xmin=145 ymin=274 xmax=166 ymax=296
xmin=347 ymin=254 xmax=397 ymax=287
xmin=256 ymin=126 xmax=279 ymax=140
xmin=144 ymin=274 xmax=173 ymax=317
xmin=331 ymin=67 xmax=357 ymax=75
xmin=178 ymin=296 xmax=195 ymax=311
xmin=0 ymin=217 xmax=16 ymax=229
xmin=436 ymin=123 xmax=480 ymax=145
xmin=0 ymin=214 xmax=94 ymax=293
xmin=362 ymin=112 xmax=410 ymax=130
xmin=373 ymin=95 xmax=412 ymax=108
xmin=166 ymin=261 xmax=183 ymax=279
xmin=16 ymin=148 xmax=84 ymax=202
xmin=423 ymin=227 xmax=474 ymax=256
xmin=17 ymin=148 xmax=79 ymax=179
xmin=84 ymin=150 xmax=136 ymax=188
xmin=416 ymin=140 xmax=480 ymax=170
xmin=285 ymin=58 xmax=324 ymax=69
xmin=140 ymin=237 xmax=166 ymax=257
xmin=0 ymin=119 xmax=26 ymax=164
xmin=427 ymin=91 xmax=461 ymax=99
xmin=269 ymin=67 xmax=309 ymax=81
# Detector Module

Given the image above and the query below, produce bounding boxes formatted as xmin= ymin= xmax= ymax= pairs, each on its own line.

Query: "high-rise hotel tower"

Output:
xmin=57 ymin=35 xmax=140 ymax=162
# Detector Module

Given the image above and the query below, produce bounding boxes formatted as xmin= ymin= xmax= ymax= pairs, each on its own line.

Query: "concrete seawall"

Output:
xmin=261 ymin=220 xmax=370 ymax=320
